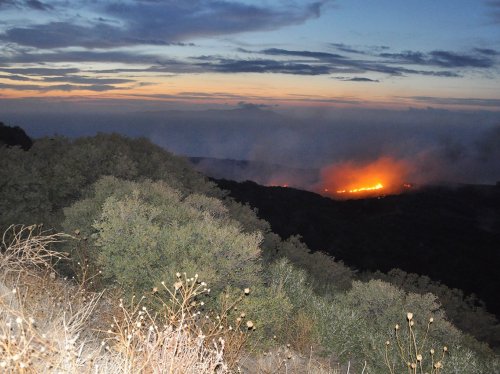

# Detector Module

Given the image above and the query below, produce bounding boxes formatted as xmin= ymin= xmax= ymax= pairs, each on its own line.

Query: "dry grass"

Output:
xmin=239 ymin=346 xmax=358 ymax=374
xmin=0 ymin=225 xmax=361 ymax=373
xmin=384 ymin=312 xmax=448 ymax=374
xmin=0 ymin=226 xmax=241 ymax=373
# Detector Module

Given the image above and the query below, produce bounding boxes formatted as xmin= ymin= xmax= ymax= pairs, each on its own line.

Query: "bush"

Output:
xmin=0 ymin=227 xmax=240 ymax=373
xmin=63 ymin=177 xmax=263 ymax=298
xmin=315 ymin=279 xmax=500 ymax=373
xmin=1 ymin=134 xmax=219 ymax=231
xmin=369 ymin=268 xmax=500 ymax=347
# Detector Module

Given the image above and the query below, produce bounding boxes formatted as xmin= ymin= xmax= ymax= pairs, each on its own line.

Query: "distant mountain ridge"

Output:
xmin=190 ymin=156 xmax=319 ymax=187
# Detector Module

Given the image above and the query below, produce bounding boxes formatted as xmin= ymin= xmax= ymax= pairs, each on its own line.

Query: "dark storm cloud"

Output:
xmin=335 ymin=77 xmax=379 ymax=82
xmin=0 ymin=67 xmax=80 ymax=76
xmin=197 ymin=58 xmax=332 ymax=75
xmin=25 ymin=0 xmax=51 ymax=10
xmin=262 ymin=48 xmax=345 ymax=60
xmin=0 ymin=48 xmax=464 ymax=79
xmin=1 ymin=1 xmax=329 ymax=48
xmin=256 ymin=48 xmax=462 ymax=77
xmin=0 ymin=50 xmax=178 ymax=66
xmin=429 ymin=50 xmax=494 ymax=68
xmin=409 ymin=96 xmax=500 ymax=108
xmin=475 ymin=48 xmax=499 ymax=56
xmin=379 ymin=51 xmax=427 ymax=64
xmin=0 ymin=0 xmax=51 ymax=10
xmin=106 ymin=0 xmax=327 ymax=42
xmin=0 ymin=82 xmax=124 ymax=92
xmin=42 ymin=76 xmax=134 ymax=85
xmin=2 ymin=22 xmax=125 ymax=49
xmin=0 ymin=73 xmax=32 ymax=81
xmin=380 ymin=50 xmax=495 ymax=68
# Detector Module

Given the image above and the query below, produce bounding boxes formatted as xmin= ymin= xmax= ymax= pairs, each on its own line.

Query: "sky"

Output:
xmin=1 ymin=0 xmax=500 ymax=188
xmin=0 ymin=0 xmax=499 ymax=110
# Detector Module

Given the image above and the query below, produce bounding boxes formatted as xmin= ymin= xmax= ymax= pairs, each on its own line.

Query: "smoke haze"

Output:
xmin=1 ymin=100 xmax=499 ymax=190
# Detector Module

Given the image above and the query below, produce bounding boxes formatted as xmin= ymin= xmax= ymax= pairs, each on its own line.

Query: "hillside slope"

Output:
xmin=215 ymin=179 xmax=500 ymax=318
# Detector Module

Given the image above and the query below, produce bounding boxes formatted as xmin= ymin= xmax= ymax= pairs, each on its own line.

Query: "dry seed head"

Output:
xmin=395 ymin=324 xmax=400 ymax=330
xmin=407 ymin=312 xmax=413 ymax=321
xmin=244 ymin=288 xmax=250 ymax=295
xmin=385 ymin=341 xmax=390 ymax=346
xmin=410 ymin=320 xmax=415 ymax=327
xmin=429 ymin=317 xmax=434 ymax=323
xmin=246 ymin=321 xmax=254 ymax=329
xmin=443 ymin=346 xmax=448 ymax=352
xmin=417 ymin=354 xmax=422 ymax=362
xmin=430 ymin=349 xmax=435 ymax=355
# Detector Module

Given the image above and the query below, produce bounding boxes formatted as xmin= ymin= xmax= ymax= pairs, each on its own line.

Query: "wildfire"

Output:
xmin=336 ymin=183 xmax=384 ymax=194
xmin=317 ymin=157 xmax=411 ymax=199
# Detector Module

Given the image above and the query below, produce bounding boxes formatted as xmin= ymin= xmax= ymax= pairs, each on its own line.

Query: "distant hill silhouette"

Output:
xmin=190 ymin=157 xmax=319 ymax=187
xmin=215 ymin=179 xmax=500 ymax=317
xmin=0 ymin=122 xmax=32 ymax=150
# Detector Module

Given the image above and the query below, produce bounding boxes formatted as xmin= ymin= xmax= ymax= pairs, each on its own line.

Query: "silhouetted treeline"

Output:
xmin=0 ymin=122 xmax=33 ymax=150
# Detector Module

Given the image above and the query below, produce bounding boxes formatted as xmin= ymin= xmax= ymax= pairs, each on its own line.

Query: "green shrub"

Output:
xmin=1 ymin=134 xmax=219 ymax=231
xmin=63 ymin=177 xmax=263 ymax=298
xmin=369 ymin=268 xmax=500 ymax=346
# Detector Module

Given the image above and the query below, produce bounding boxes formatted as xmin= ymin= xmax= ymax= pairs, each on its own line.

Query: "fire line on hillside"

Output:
xmin=317 ymin=157 xmax=413 ymax=199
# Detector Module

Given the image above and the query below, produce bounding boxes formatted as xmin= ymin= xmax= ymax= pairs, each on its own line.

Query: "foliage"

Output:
xmin=2 ymin=130 xmax=499 ymax=372
xmin=274 ymin=235 xmax=354 ymax=293
xmin=369 ymin=268 xmax=500 ymax=347
xmin=0 ymin=147 xmax=52 ymax=228
xmin=0 ymin=134 xmax=219 ymax=231
xmin=0 ymin=228 xmax=242 ymax=373
xmin=0 ymin=122 xmax=32 ymax=150
xmin=63 ymin=177 xmax=263 ymax=298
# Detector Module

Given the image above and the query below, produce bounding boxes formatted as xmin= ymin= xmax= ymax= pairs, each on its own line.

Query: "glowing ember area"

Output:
xmin=318 ymin=157 xmax=412 ymax=199
xmin=336 ymin=183 xmax=384 ymax=194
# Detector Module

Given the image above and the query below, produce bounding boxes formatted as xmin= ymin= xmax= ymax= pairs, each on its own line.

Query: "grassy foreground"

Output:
xmin=0 ymin=226 xmax=338 ymax=373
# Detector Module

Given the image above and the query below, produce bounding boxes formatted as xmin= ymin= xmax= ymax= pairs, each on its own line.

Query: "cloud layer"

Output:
xmin=0 ymin=0 xmax=498 ymax=103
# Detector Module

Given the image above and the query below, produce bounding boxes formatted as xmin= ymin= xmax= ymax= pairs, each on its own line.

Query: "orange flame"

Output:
xmin=336 ymin=182 xmax=384 ymax=194
xmin=318 ymin=157 xmax=411 ymax=199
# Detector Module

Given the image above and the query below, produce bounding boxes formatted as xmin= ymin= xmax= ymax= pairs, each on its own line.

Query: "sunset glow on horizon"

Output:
xmin=0 ymin=0 xmax=499 ymax=112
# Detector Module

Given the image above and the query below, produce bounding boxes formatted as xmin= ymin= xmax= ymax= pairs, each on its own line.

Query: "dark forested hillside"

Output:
xmin=215 ymin=179 xmax=500 ymax=317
